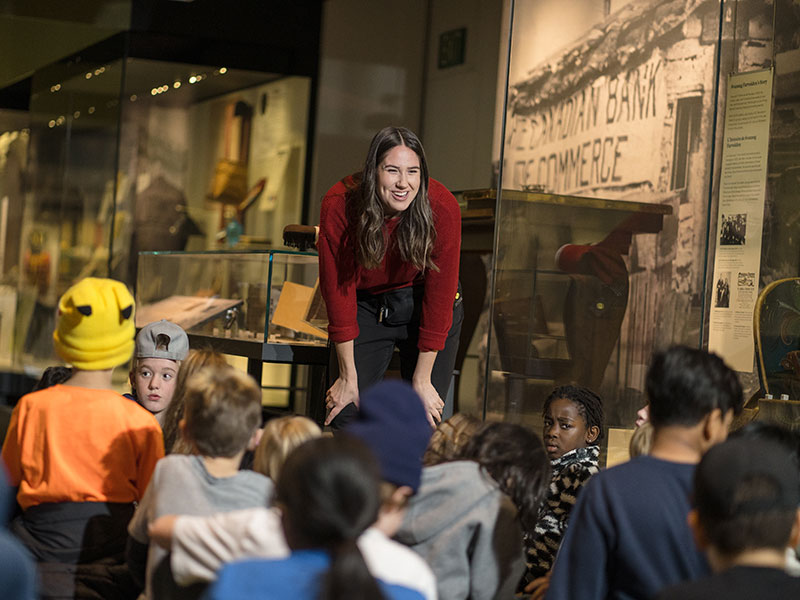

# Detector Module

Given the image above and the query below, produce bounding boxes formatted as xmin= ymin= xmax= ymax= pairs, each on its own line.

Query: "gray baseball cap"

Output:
xmin=135 ymin=320 xmax=189 ymax=361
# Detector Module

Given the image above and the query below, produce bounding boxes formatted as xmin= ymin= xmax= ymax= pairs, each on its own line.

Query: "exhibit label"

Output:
xmin=708 ymin=68 xmax=773 ymax=371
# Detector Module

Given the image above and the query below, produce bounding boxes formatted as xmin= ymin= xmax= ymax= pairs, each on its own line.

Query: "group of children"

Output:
xmin=1 ymin=275 xmax=799 ymax=600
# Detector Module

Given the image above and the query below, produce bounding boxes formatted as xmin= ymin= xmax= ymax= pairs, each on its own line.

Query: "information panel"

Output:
xmin=708 ymin=68 xmax=773 ymax=371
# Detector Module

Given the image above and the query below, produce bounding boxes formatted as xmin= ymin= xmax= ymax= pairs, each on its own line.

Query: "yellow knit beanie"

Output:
xmin=53 ymin=277 xmax=136 ymax=370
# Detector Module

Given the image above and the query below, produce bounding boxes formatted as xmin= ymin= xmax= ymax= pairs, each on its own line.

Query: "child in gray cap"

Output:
xmin=127 ymin=320 xmax=189 ymax=424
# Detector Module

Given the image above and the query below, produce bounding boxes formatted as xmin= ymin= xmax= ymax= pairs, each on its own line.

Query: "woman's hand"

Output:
xmin=324 ymin=376 xmax=359 ymax=426
xmin=412 ymin=350 xmax=443 ymax=427
xmin=524 ymin=572 xmax=551 ymax=600
xmin=413 ymin=378 xmax=444 ymax=428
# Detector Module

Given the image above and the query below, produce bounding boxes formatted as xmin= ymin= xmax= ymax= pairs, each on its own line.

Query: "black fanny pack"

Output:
xmin=377 ymin=285 xmax=423 ymax=326
xmin=360 ymin=282 xmax=461 ymax=327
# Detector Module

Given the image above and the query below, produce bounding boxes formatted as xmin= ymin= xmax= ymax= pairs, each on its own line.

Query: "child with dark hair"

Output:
xmin=31 ymin=366 xmax=72 ymax=391
xmin=127 ymin=365 xmax=271 ymax=599
xmin=730 ymin=421 xmax=800 ymax=575
xmin=547 ymin=346 xmax=744 ymax=600
xmin=205 ymin=436 xmax=421 ymax=600
xmin=396 ymin=421 xmax=550 ymax=600
xmin=656 ymin=437 xmax=800 ymax=599
xmin=522 ymin=385 xmax=604 ymax=594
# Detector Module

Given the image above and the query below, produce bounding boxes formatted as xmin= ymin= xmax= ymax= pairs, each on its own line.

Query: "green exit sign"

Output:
xmin=438 ymin=28 xmax=466 ymax=69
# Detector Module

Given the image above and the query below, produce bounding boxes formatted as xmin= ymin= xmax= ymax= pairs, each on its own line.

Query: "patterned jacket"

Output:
xmin=523 ymin=445 xmax=601 ymax=582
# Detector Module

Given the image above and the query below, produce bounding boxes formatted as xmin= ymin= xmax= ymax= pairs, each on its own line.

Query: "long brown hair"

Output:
xmin=161 ymin=348 xmax=229 ymax=454
xmin=351 ymin=126 xmax=437 ymax=272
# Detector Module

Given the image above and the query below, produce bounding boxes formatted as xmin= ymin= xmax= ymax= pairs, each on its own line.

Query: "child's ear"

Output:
xmin=702 ymin=408 xmax=733 ymax=448
xmin=790 ymin=508 xmax=800 ymax=549
xmin=585 ymin=426 xmax=600 ymax=444
xmin=247 ymin=427 xmax=264 ymax=452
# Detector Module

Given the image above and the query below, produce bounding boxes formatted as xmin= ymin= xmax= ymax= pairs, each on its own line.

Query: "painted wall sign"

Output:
xmin=506 ymin=54 xmax=666 ymax=194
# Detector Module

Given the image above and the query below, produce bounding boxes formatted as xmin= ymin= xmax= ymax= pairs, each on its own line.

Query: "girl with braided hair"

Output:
xmin=522 ymin=385 xmax=605 ymax=598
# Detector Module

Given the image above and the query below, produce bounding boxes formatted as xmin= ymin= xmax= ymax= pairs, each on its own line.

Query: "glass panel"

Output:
xmin=0 ymin=109 xmax=29 ymax=370
xmin=10 ymin=38 xmax=312 ymax=374
xmin=17 ymin=47 xmax=125 ymax=368
xmin=490 ymin=0 xmax=723 ymax=454
xmin=136 ymin=250 xmax=325 ymax=347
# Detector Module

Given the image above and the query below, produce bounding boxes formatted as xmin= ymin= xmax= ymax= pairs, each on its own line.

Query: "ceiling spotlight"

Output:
xmin=219 ymin=67 xmax=227 ymax=74
xmin=130 ymin=94 xmax=137 ymax=101
xmin=173 ymin=81 xmax=181 ymax=89
xmin=88 ymin=106 xmax=95 ymax=114
xmin=48 ymin=120 xmax=56 ymax=128
xmin=85 ymin=73 xmax=92 ymax=79
xmin=189 ymin=76 xmax=197 ymax=84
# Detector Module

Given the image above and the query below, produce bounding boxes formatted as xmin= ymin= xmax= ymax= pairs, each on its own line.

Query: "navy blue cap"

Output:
xmin=345 ymin=380 xmax=432 ymax=493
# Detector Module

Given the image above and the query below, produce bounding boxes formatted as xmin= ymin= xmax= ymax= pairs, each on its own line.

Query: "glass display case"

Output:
xmin=136 ymin=249 xmax=328 ymax=421
xmin=7 ymin=35 xmax=312 ymax=373
xmin=137 ymin=249 xmax=326 ymax=353
xmin=472 ymin=187 xmax=675 ymax=461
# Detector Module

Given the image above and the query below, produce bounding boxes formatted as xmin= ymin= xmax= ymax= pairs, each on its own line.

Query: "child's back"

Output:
xmin=128 ymin=454 xmax=271 ymax=598
xmin=547 ymin=346 xmax=744 ymax=600
xmin=548 ymin=454 xmax=707 ymax=599
xmin=127 ymin=365 xmax=270 ymax=599
xmin=0 ymin=278 xmax=164 ymax=599
xmin=4 ymin=385 xmax=162 ymax=516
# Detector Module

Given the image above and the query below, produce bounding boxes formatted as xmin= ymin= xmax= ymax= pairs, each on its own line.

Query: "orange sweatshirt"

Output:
xmin=1 ymin=384 xmax=164 ymax=510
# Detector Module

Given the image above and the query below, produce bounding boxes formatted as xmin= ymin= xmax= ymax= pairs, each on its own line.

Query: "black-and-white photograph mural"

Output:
xmin=720 ymin=213 xmax=747 ymax=246
xmin=715 ymin=272 xmax=730 ymax=308
xmin=488 ymin=0 xmax=774 ymax=423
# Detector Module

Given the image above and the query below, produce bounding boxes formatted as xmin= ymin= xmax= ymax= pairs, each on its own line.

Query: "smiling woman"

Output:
xmin=318 ymin=126 xmax=463 ymax=430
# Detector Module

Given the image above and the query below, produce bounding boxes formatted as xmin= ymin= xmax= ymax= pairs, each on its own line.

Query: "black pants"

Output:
xmin=330 ymin=287 xmax=464 ymax=429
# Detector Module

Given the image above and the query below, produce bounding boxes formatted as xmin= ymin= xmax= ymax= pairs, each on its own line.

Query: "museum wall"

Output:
xmin=308 ymin=0 xmax=427 ymax=221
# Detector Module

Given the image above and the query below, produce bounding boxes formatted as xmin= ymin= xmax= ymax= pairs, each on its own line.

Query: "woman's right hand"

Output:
xmin=324 ymin=376 xmax=359 ymax=426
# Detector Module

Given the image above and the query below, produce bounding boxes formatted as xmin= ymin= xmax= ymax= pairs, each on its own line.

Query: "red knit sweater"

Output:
xmin=318 ymin=176 xmax=461 ymax=352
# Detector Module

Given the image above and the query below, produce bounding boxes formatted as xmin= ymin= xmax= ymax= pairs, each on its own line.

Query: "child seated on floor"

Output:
xmin=205 ymin=436 xmax=423 ymax=600
xmin=656 ymin=437 xmax=800 ymax=599
xmin=126 ymin=319 xmax=189 ymax=426
xmin=546 ymin=346 xmax=744 ymax=600
xmin=148 ymin=381 xmax=438 ymax=600
xmin=1 ymin=277 xmax=164 ymax=600
xmin=521 ymin=385 xmax=604 ymax=595
xmin=422 ymin=413 xmax=483 ymax=466
xmin=253 ymin=415 xmax=321 ymax=482
xmin=127 ymin=365 xmax=271 ymax=600
xmin=396 ymin=420 xmax=551 ymax=600
xmin=159 ymin=349 xmax=229 ymax=454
